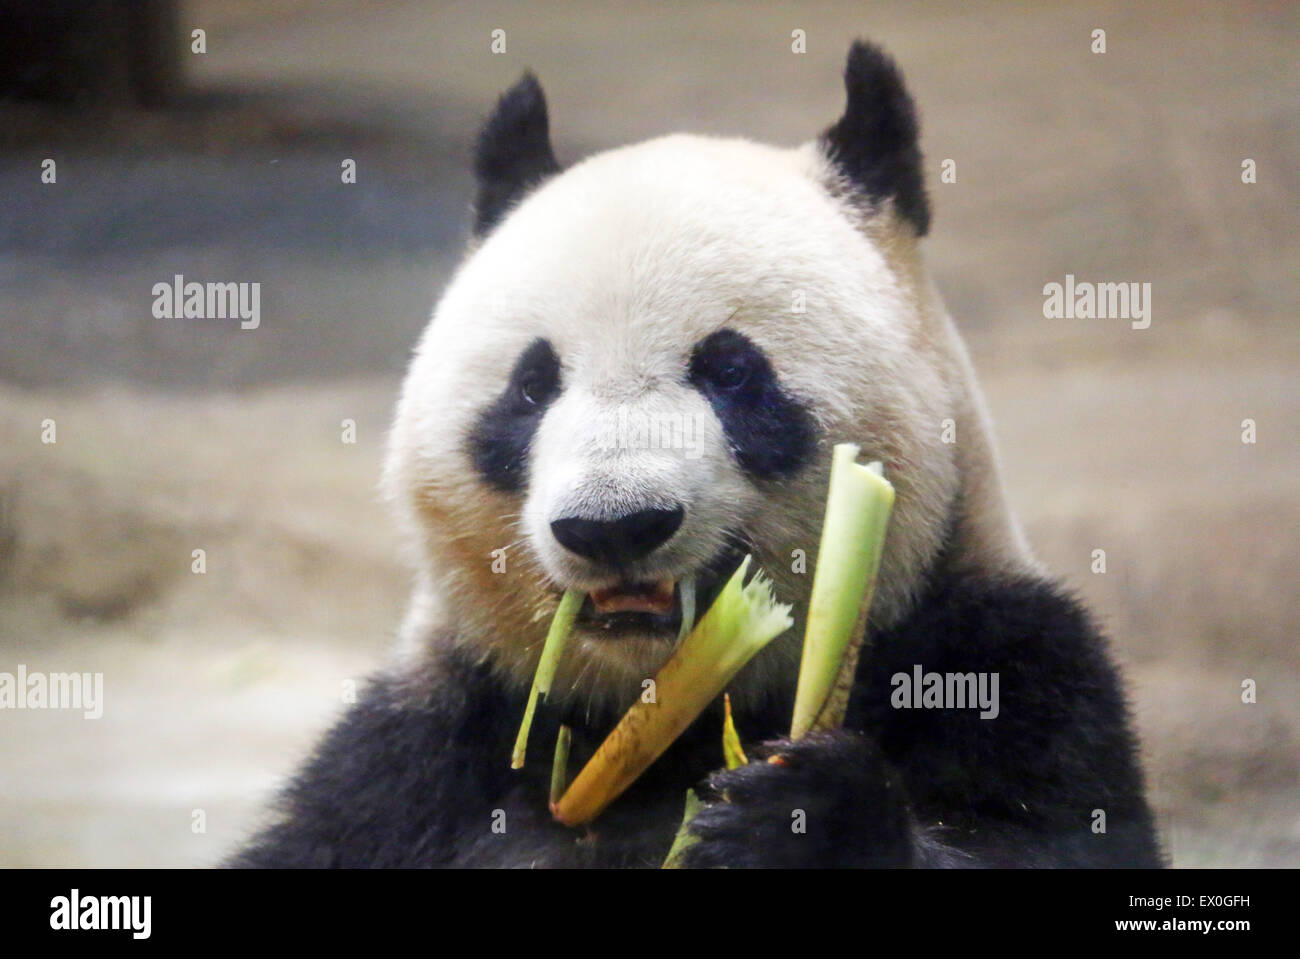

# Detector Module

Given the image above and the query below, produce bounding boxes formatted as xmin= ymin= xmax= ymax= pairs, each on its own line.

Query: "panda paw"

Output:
xmin=677 ymin=730 xmax=916 ymax=868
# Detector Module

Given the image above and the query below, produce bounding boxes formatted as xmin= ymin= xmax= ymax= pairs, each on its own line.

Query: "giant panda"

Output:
xmin=231 ymin=40 xmax=1161 ymax=868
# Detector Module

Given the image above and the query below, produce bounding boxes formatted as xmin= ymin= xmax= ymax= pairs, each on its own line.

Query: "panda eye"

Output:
xmin=518 ymin=374 xmax=544 ymax=406
xmin=510 ymin=339 xmax=561 ymax=411
xmin=711 ymin=361 xmax=750 ymax=392
xmin=686 ymin=328 xmax=817 ymax=480
xmin=688 ymin=331 xmax=761 ymax=396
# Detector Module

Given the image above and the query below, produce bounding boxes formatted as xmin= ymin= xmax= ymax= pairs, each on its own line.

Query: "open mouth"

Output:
xmin=573 ymin=540 xmax=751 ymax=638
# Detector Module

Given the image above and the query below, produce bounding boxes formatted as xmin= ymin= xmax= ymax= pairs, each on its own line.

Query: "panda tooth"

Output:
xmin=677 ymin=576 xmax=697 ymax=643
xmin=588 ymin=577 xmax=677 ymax=615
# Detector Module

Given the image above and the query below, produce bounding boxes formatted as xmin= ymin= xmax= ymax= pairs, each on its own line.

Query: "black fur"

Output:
xmin=230 ymin=571 xmax=1161 ymax=868
xmin=473 ymin=72 xmax=562 ymax=237
xmin=822 ymin=40 xmax=930 ymax=236
xmin=681 ymin=575 xmax=1163 ymax=868
xmin=467 ymin=338 xmax=561 ymax=493
xmin=687 ymin=329 xmax=817 ymax=479
xmin=227 ymin=649 xmax=743 ymax=868
xmin=682 ymin=732 xmax=917 ymax=867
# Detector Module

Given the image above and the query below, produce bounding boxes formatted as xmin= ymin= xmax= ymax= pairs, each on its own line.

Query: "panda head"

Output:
xmin=385 ymin=41 xmax=1030 ymax=710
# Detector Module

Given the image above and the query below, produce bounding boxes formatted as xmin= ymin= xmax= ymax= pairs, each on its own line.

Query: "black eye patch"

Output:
xmin=468 ymin=338 xmax=561 ymax=492
xmin=687 ymin=329 xmax=817 ymax=479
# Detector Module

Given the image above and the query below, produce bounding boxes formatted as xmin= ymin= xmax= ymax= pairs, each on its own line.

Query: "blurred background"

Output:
xmin=0 ymin=0 xmax=1295 ymax=867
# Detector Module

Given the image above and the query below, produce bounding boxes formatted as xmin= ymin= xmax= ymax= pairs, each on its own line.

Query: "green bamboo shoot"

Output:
xmin=511 ymin=589 xmax=582 ymax=769
xmin=790 ymin=444 xmax=895 ymax=739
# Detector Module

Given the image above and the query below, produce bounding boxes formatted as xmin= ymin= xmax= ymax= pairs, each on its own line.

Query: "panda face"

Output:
xmin=385 ymin=55 xmax=968 ymax=706
xmin=472 ymin=322 xmax=816 ymax=646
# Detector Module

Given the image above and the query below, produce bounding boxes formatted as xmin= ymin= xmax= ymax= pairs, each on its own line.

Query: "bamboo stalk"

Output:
xmin=511 ymin=589 xmax=582 ymax=769
xmin=552 ymin=556 xmax=791 ymax=826
xmin=790 ymin=446 xmax=894 ymax=740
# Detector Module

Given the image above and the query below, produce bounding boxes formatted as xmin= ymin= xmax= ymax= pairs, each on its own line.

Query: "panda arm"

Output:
xmin=226 ymin=653 xmax=540 ymax=868
xmin=868 ymin=575 xmax=1162 ymax=867
xmin=683 ymin=575 xmax=1162 ymax=868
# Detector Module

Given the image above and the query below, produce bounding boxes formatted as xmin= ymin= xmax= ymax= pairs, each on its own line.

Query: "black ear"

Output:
xmin=473 ymin=73 xmax=562 ymax=237
xmin=821 ymin=41 xmax=930 ymax=236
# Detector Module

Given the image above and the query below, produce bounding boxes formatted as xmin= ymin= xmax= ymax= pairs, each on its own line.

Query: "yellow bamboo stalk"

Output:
xmin=552 ymin=557 xmax=791 ymax=826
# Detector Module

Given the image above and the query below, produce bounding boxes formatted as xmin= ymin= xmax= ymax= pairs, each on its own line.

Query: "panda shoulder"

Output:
xmin=873 ymin=570 xmax=1129 ymax=706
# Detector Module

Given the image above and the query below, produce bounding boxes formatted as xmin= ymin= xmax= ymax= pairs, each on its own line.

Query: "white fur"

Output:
xmin=382 ymin=133 xmax=1034 ymax=712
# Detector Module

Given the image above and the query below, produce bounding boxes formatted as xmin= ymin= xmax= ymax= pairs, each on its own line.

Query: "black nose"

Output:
xmin=550 ymin=506 xmax=685 ymax=567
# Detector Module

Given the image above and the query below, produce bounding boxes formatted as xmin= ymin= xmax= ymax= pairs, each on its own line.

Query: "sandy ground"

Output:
xmin=0 ymin=0 xmax=1296 ymax=867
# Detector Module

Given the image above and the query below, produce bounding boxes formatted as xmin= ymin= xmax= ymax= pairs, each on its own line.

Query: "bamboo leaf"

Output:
xmin=549 ymin=725 xmax=572 ymax=805
xmin=661 ymin=789 xmax=703 ymax=869
xmin=722 ymin=693 xmax=748 ymax=769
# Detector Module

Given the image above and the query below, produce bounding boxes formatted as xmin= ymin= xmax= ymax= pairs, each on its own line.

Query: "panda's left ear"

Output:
xmin=472 ymin=72 xmax=562 ymax=237
xmin=821 ymin=40 xmax=930 ymax=237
